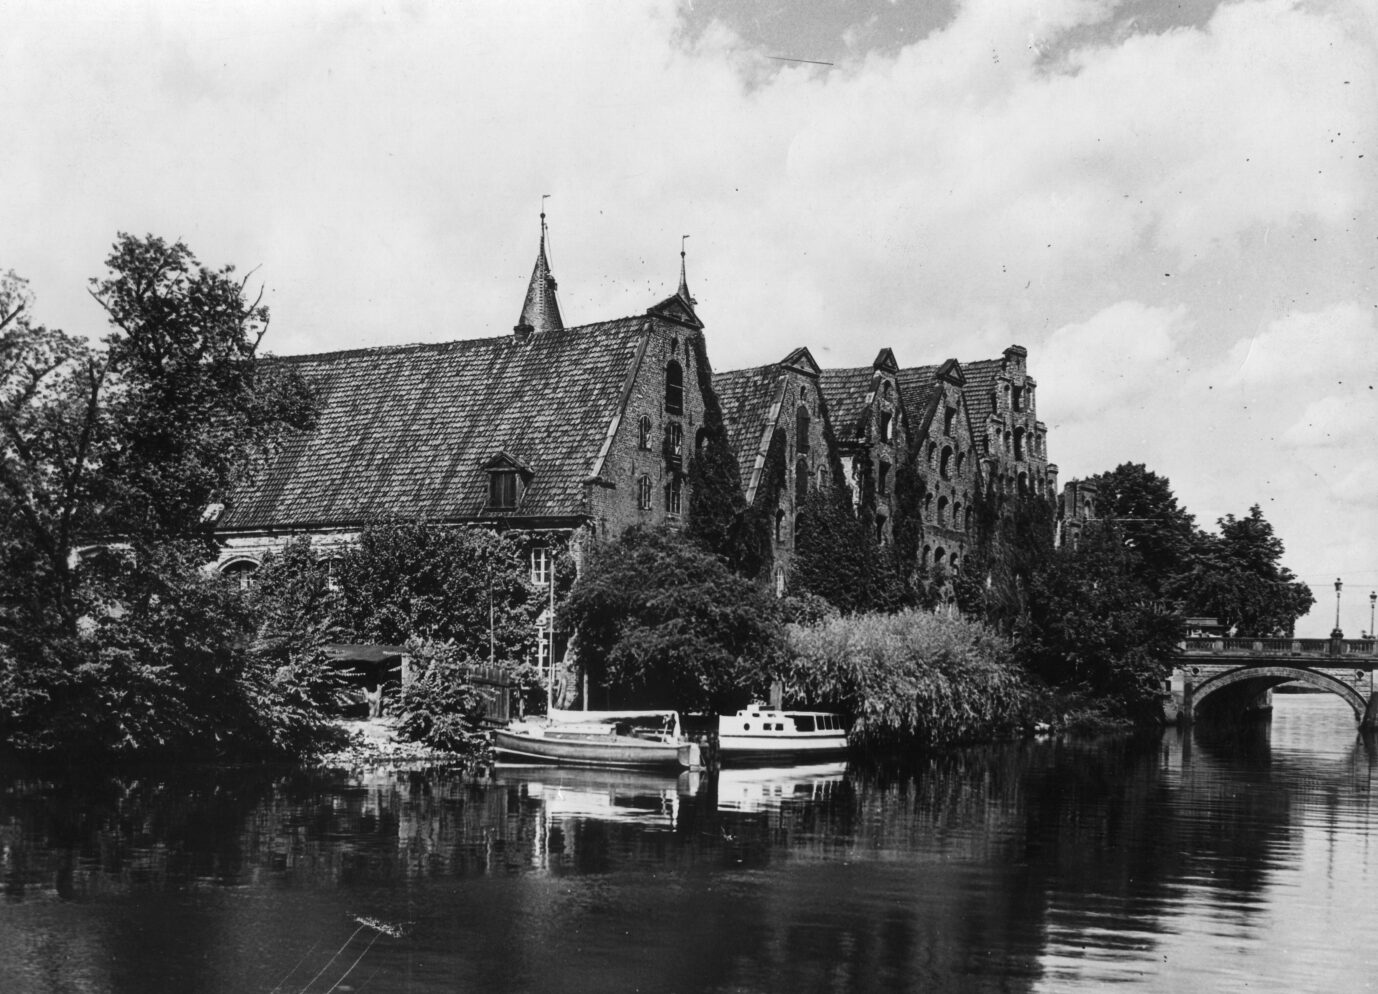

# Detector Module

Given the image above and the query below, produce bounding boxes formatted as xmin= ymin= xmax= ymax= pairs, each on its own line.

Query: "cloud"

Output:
xmin=1037 ymin=301 xmax=1189 ymax=421
xmin=1221 ymin=302 xmax=1377 ymax=390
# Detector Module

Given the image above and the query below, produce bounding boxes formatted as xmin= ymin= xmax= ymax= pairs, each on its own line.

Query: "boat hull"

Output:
xmin=493 ymin=727 xmax=699 ymax=769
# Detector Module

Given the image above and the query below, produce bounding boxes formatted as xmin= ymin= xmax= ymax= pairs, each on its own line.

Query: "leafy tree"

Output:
xmin=1088 ymin=463 xmax=1196 ymax=596
xmin=0 ymin=238 xmax=321 ymax=757
xmin=1016 ymin=523 xmax=1182 ymax=721
xmin=1171 ymin=505 xmax=1313 ymax=636
xmin=792 ymin=482 xmax=908 ymax=614
xmin=563 ymin=526 xmax=786 ymax=712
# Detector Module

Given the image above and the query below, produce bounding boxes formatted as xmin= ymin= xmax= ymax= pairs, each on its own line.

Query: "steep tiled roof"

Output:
xmin=818 ymin=367 xmax=875 ymax=440
xmin=896 ymin=365 xmax=942 ymax=438
xmin=713 ymin=364 xmax=783 ymax=493
xmin=960 ymin=358 xmax=1004 ymax=453
xmin=221 ymin=317 xmax=649 ymax=530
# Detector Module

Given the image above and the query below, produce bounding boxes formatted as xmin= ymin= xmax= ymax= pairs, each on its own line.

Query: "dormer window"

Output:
xmin=665 ymin=360 xmax=684 ymax=415
xmin=483 ymin=451 xmax=531 ymax=511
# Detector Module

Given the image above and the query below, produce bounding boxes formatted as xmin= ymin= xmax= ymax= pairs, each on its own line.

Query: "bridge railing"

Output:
xmin=1181 ymin=637 xmax=1378 ymax=658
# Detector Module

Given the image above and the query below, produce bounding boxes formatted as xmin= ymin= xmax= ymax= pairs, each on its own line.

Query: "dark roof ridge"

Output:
xmin=265 ymin=314 xmax=652 ymax=364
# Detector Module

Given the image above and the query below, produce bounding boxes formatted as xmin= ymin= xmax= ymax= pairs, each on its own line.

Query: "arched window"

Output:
xmin=1014 ymin=427 xmax=1025 ymax=461
xmin=795 ymin=459 xmax=809 ymax=504
xmin=796 ymin=405 xmax=811 ymax=453
xmin=638 ymin=414 xmax=652 ymax=450
xmin=923 ymin=492 xmax=934 ymax=519
xmin=927 ymin=442 xmax=938 ymax=467
xmin=878 ymin=460 xmax=891 ymax=496
xmin=949 ymin=554 xmax=959 ymax=571
xmin=956 ymin=451 xmax=966 ymax=477
xmin=1018 ymin=472 xmax=1029 ymax=497
xmin=964 ymin=507 xmax=973 ymax=530
xmin=221 ymin=559 xmax=259 ymax=593
xmin=879 ymin=410 xmax=893 ymax=442
xmin=937 ymin=496 xmax=949 ymax=527
xmin=921 ymin=545 xmax=932 ymax=566
xmin=666 ymin=474 xmax=683 ymax=515
xmin=934 ymin=547 xmax=946 ymax=568
xmin=952 ymin=500 xmax=961 ymax=528
xmin=664 ymin=360 xmax=684 ymax=415
xmin=637 ymin=475 xmax=653 ymax=510
xmin=882 ymin=380 xmax=893 ymax=400
xmin=775 ymin=509 xmax=785 ymax=543
xmin=940 ymin=446 xmax=953 ymax=480
xmin=943 ymin=407 xmax=956 ymax=436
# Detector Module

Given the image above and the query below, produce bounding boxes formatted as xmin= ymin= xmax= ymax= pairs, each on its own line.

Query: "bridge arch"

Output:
xmin=1193 ymin=664 xmax=1368 ymax=721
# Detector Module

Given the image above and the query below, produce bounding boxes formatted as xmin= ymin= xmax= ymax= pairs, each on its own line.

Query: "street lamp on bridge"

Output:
xmin=1331 ymin=577 xmax=1344 ymax=640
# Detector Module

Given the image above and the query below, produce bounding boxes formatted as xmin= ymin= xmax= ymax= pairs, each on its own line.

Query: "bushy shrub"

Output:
xmin=388 ymin=639 xmax=491 ymax=757
xmin=783 ymin=609 xmax=1034 ymax=749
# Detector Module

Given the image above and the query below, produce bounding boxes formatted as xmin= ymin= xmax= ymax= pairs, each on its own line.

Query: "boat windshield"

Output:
xmin=547 ymin=709 xmax=681 ymax=738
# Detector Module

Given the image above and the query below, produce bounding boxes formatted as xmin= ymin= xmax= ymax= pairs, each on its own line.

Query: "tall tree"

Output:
xmin=1171 ymin=505 xmax=1314 ymax=636
xmin=0 ymin=238 xmax=321 ymax=757
xmin=1088 ymin=463 xmax=1196 ymax=596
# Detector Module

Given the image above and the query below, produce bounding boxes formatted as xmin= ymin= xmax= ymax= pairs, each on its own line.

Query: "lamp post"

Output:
xmin=1331 ymin=577 xmax=1344 ymax=640
xmin=1369 ymin=591 xmax=1375 ymax=642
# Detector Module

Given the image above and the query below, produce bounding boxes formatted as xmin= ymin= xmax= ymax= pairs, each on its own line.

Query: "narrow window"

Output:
xmin=667 ymin=475 xmax=683 ymax=516
xmin=944 ymin=407 xmax=956 ymax=436
xmin=940 ymin=446 xmax=953 ymax=480
xmin=795 ymin=459 xmax=809 ymax=504
xmin=797 ymin=405 xmax=811 ymax=453
xmin=878 ymin=460 xmax=891 ymax=495
xmin=938 ymin=496 xmax=949 ymax=526
xmin=956 ymin=451 xmax=966 ymax=477
xmin=638 ymin=414 xmax=652 ymax=450
xmin=489 ymin=470 xmax=519 ymax=509
xmin=880 ymin=411 xmax=893 ymax=442
xmin=637 ymin=475 xmax=652 ymax=510
xmin=531 ymin=547 xmax=552 ymax=586
xmin=666 ymin=421 xmax=683 ymax=459
xmin=665 ymin=360 xmax=684 ymax=415
xmin=775 ymin=566 xmax=786 ymax=598
xmin=1012 ymin=386 xmax=1024 ymax=412
xmin=775 ymin=509 xmax=785 ymax=542
xmin=1014 ymin=427 xmax=1025 ymax=461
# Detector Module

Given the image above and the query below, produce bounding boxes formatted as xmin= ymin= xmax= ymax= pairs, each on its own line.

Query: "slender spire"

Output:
xmin=677 ymin=234 xmax=697 ymax=307
xmin=515 ymin=200 xmax=563 ymax=338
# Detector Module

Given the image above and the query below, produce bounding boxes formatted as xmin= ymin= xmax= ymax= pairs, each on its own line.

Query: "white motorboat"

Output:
xmin=717 ymin=704 xmax=848 ymax=762
xmin=493 ymin=708 xmax=703 ymax=769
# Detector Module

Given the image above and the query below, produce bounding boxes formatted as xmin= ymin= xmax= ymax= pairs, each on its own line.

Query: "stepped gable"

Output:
xmin=713 ymin=364 xmax=783 ymax=495
xmin=817 ymin=366 xmax=876 ymax=440
xmin=221 ymin=317 xmax=649 ymax=530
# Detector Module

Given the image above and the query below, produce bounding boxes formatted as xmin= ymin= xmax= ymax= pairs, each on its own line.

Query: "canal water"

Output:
xmin=2 ymin=693 xmax=1376 ymax=993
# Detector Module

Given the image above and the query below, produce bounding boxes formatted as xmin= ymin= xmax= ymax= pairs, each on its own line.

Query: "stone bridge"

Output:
xmin=1168 ymin=637 xmax=1378 ymax=727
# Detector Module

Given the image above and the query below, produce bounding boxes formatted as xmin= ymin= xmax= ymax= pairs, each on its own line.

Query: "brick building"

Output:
xmin=215 ymin=219 xmax=1084 ymax=600
xmin=214 ymin=222 xmax=710 ymax=585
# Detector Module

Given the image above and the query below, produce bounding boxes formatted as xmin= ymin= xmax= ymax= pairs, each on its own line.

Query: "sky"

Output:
xmin=2 ymin=0 xmax=1375 ymax=636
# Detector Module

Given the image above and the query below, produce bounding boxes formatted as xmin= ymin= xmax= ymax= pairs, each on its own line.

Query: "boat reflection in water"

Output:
xmin=492 ymin=764 xmax=703 ymax=831
xmin=714 ymin=761 xmax=848 ymax=813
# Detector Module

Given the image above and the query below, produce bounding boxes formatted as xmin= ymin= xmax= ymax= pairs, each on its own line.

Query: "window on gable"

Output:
xmin=531 ymin=547 xmax=552 ymax=586
xmin=880 ymin=411 xmax=893 ymax=442
xmin=638 ymin=415 xmax=652 ymax=450
xmin=489 ymin=470 xmax=520 ymax=509
xmin=1012 ymin=386 xmax=1024 ymax=412
xmin=637 ymin=475 xmax=653 ymax=510
xmin=665 ymin=360 xmax=684 ymax=415
xmin=795 ymin=459 xmax=809 ymax=504
xmin=797 ymin=405 xmax=811 ymax=453
xmin=944 ymin=407 xmax=956 ymax=436
xmin=878 ymin=460 xmax=891 ymax=495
